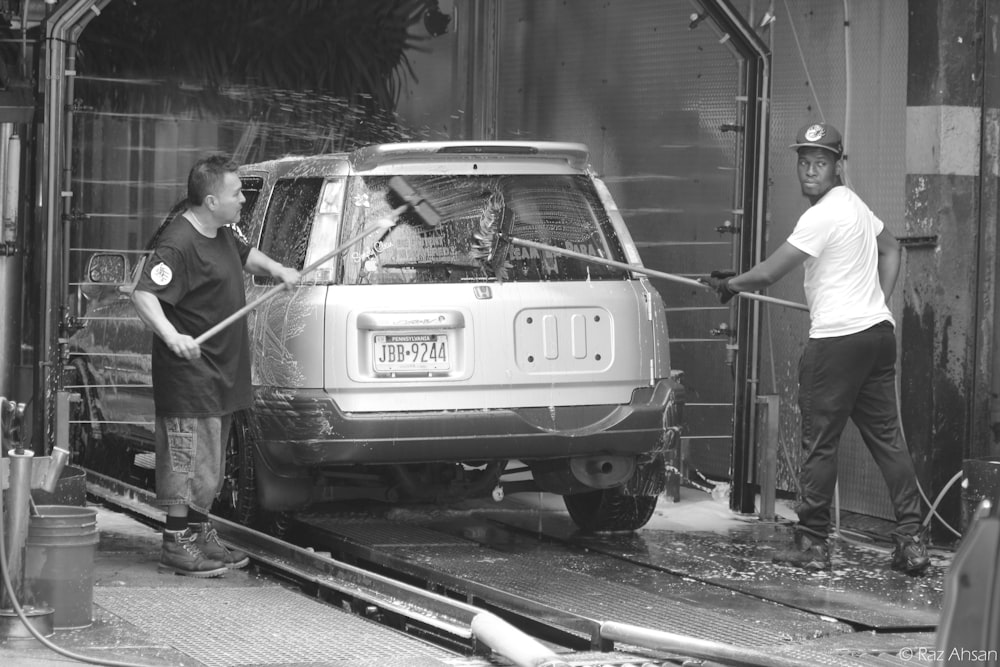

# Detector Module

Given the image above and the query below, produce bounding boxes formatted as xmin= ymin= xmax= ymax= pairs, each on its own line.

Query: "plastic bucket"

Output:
xmin=31 ymin=465 xmax=88 ymax=507
xmin=23 ymin=505 xmax=99 ymax=630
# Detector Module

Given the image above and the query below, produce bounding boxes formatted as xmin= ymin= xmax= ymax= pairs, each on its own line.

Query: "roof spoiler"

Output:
xmin=351 ymin=141 xmax=590 ymax=171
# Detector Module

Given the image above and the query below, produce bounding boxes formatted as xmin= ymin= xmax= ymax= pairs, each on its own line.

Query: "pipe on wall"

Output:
xmin=0 ymin=124 xmax=20 ymax=399
xmin=38 ymin=0 xmax=113 ymax=448
xmin=691 ymin=0 xmax=772 ymax=514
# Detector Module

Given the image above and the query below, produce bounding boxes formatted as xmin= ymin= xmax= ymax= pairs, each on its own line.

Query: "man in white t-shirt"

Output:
xmin=702 ymin=123 xmax=929 ymax=575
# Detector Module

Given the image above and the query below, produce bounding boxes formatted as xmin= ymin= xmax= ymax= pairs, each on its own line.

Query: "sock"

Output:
xmin=187 ymin=510 xmax=208 ymax=526
xmin=165 ymin=515 xmax=188 ymax=532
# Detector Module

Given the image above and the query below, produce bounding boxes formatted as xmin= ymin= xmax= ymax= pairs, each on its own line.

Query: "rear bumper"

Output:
xmin=253 ymin=376 xmax=684 ymax=473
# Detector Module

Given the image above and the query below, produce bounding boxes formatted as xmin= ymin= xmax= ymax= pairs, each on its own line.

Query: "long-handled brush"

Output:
xmin=506 ymin=236 xmax=809 ymax=312
xmin=195 ymin=177 xmax=443 ymax=345
xmin=471 ymin=207 xmax=807 ymax=312
xmin=468 ymin=195 xmax=806 ymax=311
xmin=194 ymin=217 xmax=397 ymax=344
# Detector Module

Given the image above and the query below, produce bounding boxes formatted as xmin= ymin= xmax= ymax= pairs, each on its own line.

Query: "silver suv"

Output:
xmin=69 ymin=141 xmax=685 ymax=533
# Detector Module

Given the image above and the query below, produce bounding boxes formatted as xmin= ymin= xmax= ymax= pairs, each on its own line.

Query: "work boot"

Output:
xmin=772 ymin=527 xmax=831 ymax=571
xmin=159 ymin=528 xmax=227 ymax=577
xmin=890 ymin=530 xmax=930 ymax=575
xmin=189 ymin=521 xmax=250 ymax=569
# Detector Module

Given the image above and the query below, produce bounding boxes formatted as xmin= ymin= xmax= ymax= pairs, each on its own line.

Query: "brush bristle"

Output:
xmin=471 ymin=207 xmax=511 ymax=281
xmin=471 ymin=216 xmax=497 ymax=261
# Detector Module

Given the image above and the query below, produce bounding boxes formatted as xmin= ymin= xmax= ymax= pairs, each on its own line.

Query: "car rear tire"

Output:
xmin=563 ymin=487 xmax=658 ymax=532
xmin=213 ymin=410 xmax=292 ymax=538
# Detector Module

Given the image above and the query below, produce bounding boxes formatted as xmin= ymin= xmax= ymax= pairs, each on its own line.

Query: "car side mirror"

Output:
xmin=81 ymin=252 xmax=130 ymax=300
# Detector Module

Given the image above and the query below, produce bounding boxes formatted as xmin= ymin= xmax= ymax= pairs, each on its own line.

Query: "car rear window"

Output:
xmin=339 ymin=174 xmax=629 ymax=284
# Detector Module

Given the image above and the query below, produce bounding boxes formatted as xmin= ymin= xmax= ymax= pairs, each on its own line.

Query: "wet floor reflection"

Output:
xmin=473 ymin=504 xmax=943 ymax=629
xmin=304 ymin=486 xmax=947 ymax=636
xmin=301 ymin=506 xmax=855 ymax=643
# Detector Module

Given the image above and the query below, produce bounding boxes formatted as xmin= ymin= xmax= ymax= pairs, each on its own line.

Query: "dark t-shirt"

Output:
xmin=135 ymin=213 xmax=253 ymax=417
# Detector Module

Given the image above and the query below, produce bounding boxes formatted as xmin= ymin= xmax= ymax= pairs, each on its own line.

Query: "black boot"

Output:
xmin=189 ymin=521 xmax=250 ymax=569
xmin=772 ymin=527 xmax=831 ymax=571
xmin=890 ymin=530 xmax=930 ymax=575
xmin=159 ymin=528 xmax=227 ymax=578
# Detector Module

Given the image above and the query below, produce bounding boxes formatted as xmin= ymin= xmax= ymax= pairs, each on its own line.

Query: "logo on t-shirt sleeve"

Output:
xmin=150 ymin=262 xmax=173 ymax=286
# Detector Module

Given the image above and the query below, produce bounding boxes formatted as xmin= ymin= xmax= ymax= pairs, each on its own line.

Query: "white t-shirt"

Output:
xmin=786 ymin=186 xmax=894 ymax=338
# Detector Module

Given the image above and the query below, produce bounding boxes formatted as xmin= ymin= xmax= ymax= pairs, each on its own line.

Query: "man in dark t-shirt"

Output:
xmin=133 ymin=155 xmax=299 ymax=577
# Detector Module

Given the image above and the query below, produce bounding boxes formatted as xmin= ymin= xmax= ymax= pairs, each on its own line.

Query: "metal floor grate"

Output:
xmin=95 ymin=586 xmax=456 ymax=667
xmin=404 ymin=548 xmax=794 ymax=648
xmin=301 ymin=516 xmax=478 ymax=549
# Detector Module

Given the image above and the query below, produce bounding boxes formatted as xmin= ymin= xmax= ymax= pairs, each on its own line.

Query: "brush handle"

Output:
xmin=194 ymin=222 xmax=395 ymax=345
xmin=508 ymin=237 xmax=809 ymax=313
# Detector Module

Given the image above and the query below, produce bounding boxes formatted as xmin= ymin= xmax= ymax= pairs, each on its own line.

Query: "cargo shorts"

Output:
xmin=154 ymin=414 xmax=232 ymax=514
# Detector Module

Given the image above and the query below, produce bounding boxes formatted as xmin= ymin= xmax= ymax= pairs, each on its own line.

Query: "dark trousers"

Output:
xmin=796 ymin=321 xmax=923 ymax=536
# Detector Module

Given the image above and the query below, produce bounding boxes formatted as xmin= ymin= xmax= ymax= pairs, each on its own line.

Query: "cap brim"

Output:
xmin=789 ymin=142 xmax=842 ymax=155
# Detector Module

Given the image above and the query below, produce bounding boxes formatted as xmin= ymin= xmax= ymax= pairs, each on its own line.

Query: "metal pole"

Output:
xmin=194 ymin=219 xmax=395 ymax=345
xmin=695 ymin=0 xmax=772 ymax=515
xmin=756 ymin=394 xmax=779 ymax=521
xmin=600 ymin=620 xmax=817 ymax=667
xmin=508 ymin=237 xmax=807 ymax=312
xmin=471 ymin=613 xmax=571 ymax=667
xmin=39 ymin=0 xmax=113 ymax=450
xmin=0 ymin=450 xmax=33 ymax=610
xmin=0 ymin=126 xmax=21 ymax=399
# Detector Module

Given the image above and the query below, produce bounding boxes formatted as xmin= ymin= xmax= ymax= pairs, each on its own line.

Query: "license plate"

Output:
xmin=373 ymin=334 xmax=449 ymax=373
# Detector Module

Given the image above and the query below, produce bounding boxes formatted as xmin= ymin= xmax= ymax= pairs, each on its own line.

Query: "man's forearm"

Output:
xmin=244 ymin=248 xmax=301 ymax=288
xmin=244 ymin=248 xmax=283 ymax=277
xmin=131 ymin=290 xmax=178 ymax=341
xmin=729 ymin=264 xmax=778 ymax=292
xmin=132 ymin=289 xmax=202 ymax=359
xmin=728 ymin=242 xmax=808 ymax=293
xmin=878 ymin=256 xmax=900 ymax=299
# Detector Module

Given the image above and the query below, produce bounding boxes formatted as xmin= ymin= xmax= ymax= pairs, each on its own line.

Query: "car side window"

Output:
xmin=255 ymin=177 xmax=323 ymax=284
xmin=236 ymin=176 xmax=264 ymax=244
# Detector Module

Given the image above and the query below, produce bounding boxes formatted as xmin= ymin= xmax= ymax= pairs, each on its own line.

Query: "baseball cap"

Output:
xmin=789 ymin=122 xmax=843 ymax=157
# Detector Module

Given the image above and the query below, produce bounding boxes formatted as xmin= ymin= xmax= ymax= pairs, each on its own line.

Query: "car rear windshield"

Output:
xmin=339 ymin=174 xmax=630 ymax=284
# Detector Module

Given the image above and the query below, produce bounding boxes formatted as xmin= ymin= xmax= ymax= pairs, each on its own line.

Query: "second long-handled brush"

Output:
xmin=472 ymin=221 xmax=808 ymax=312
xmin=510 ymin=237 xmax=808 ymax=312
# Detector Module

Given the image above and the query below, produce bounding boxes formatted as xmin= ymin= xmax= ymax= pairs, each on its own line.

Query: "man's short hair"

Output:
xmin=187 ymin=154 xmax=239 ymax=206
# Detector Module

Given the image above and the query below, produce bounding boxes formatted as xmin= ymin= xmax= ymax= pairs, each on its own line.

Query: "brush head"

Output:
xmin=388 ymin=175 xmax=442 ymax=227
xmin=470 ymin=193 xmax=512 ymax=281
